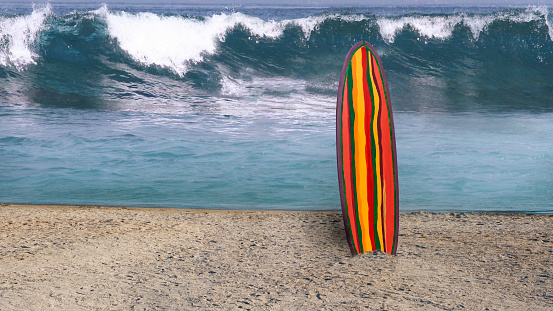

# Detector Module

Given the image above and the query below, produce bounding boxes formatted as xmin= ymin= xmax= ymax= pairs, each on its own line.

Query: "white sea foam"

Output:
xmin=0 ymin=4 xmax=51 ymax=70
xmin=545 ymin=13 xmax=553 ymax=41
xmin=284 ymin=14 xmax=366 ymax=40
xmin=378 ymin=15 xmax=463 ymax=43
xmin=285 ymin=15 xmax=326 ymax=40
xmin=218 ymin=75 xmax=334 ymax=118
xmin=461 ymin=15 xmax=496 ymax=41
xmin=99 ymin=6 xmax=287 ymax=76
xmin=525 ymin=5 xmax=553 ymax=40
xmin=220 ymin=76 xmax=245 ymax=96
xmin=221 ymin=75 xmax=305 ymax=97
xmin=98 ymin=5 xmax=364 ymax=75
xmin=377 ymin=6 xmax=552 ymax=43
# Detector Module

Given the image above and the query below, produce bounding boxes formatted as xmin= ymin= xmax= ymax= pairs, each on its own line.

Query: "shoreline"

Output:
xmin=1 ymin=204 xmax=552 ymax=310
xmin=2 ymin=203 xmax=551 ymax=214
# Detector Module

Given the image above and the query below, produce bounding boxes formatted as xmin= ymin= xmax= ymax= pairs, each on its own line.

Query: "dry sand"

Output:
xmin=0 ymin=204 xmax=551 ymax=310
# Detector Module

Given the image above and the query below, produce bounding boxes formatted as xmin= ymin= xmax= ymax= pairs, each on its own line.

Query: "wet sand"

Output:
xmin=0 ymin=204 xmax=551 ymax=310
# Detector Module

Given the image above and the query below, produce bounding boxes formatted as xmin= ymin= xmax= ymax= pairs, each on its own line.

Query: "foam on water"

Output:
xmin=2 ymin=5 xmax=553 ymax=75
xmin=376 ymin=5 xmax=552 ymax=43
xmin=0 ymin=4 xmax=51 ymax=70
xmin=461 ymin=14 xmax=496 ymax=41
xmin=377 ymin=15 xmax=463 ymax=43
xmin=97 ymin=5 xmax=353 ymax=76
xmin=220 ymin=75 xmax=334 ymax=119
xmin=99 ymin=7 xmax=271 ymax=76
xmin=96 ymin=4 xmax=368 ymax=75
xmin=283 ymin=13 xmax=366 ymax=40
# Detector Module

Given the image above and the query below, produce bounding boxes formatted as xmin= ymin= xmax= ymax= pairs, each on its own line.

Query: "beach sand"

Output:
xmin=0 ymin=204 xmax=551 ymax=310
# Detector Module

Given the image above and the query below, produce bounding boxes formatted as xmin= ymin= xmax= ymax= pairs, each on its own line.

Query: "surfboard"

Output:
xmin=336 ymin=41 xmax=399 ymax=256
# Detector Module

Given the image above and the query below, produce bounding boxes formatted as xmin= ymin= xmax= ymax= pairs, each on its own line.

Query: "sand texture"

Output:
xmin=0 ymin=204 xmax=551 ymax=310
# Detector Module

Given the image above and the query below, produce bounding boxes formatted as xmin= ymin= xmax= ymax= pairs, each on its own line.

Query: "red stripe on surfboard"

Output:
xmin=371 ymin=53 xmax=385 ymax=253
xmin=371 ymin=53 xmax=395 ymax=254
xmin=361 ymin=46 xmax=376 ymax=252
xmin=342 ymin=76 xmax=361 ymax=254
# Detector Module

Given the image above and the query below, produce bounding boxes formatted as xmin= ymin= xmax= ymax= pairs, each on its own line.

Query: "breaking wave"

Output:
xmin=0 ymin=4 xmax=51 ymax=69
xmin=2 ymin=4 xmax=553 ymax=112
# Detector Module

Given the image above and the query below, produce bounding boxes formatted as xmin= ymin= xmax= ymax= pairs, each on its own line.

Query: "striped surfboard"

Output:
xmin=336 ymin=41 xmax=399 ymax=256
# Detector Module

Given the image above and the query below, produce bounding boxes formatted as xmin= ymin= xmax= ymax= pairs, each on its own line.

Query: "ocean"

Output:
xmin=1 ymin=2 xmax=552 ymax=212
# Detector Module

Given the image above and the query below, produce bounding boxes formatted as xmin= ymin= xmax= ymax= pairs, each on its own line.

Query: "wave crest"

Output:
xmin=1 ymin=5 xmax=553 ymax=82
xmin=376 ymin=6 xmax=551 ymax=43
xmin=0 ymin=4 xmax=51 ymax=70
xmin=97 ymin=5 xmax=365 ymax=76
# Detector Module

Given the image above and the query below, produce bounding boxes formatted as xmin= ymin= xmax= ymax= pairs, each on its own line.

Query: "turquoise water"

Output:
xmin=397 ymin=113 xmax=553 ymax=212
xmin=1 ymin=3 xmax=552 ymax=212
xmin=2 ymin=105 xmax=552 ymax=212
xmin=1 ymin=106 xmax=336 ymax=209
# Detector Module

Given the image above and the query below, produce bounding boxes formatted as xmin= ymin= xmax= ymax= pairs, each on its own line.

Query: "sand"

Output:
xmin=0 ymin=204 xmax=551 ymax=310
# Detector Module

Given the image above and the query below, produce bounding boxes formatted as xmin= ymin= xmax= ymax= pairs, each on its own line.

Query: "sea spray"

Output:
xmin=98 ymin=5 xmax=286 ymax=76
xmin=0 ymin=4 xmax=51 ymax=69
xmin=376 ymin=6 xmax=552 ymax=42
xmin=96 ymin=5 xmax=366 ymax=76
